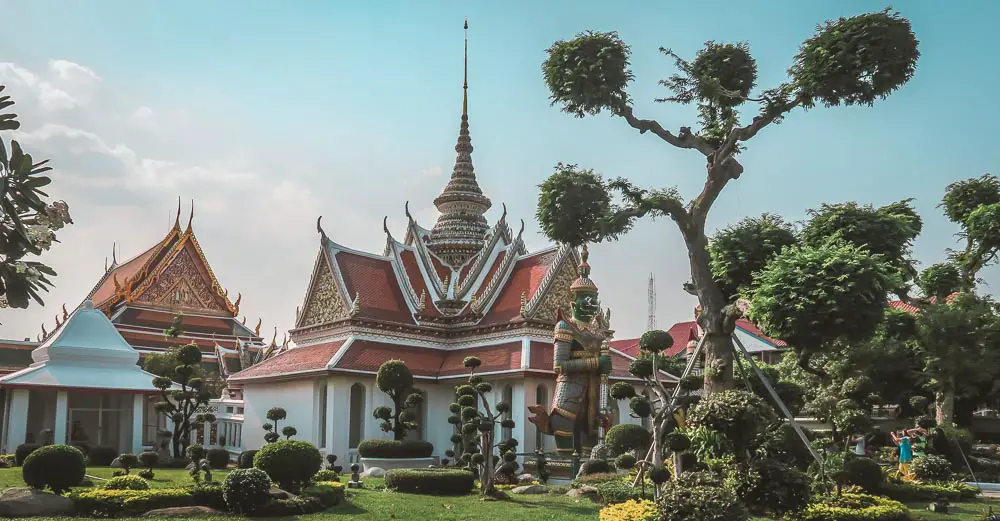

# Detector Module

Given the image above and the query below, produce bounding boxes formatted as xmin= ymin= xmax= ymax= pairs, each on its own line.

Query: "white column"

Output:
xmin=511 ymin=382 xmax=526 ymax=464
xmin=325 ymin=377 xmax=340 ymax=455
xmin=5 ymin=389 xmax=30 ymax=448
xmin=54 ymin=391 xmax=68 ymax=445
xmin=132 ymin=394 xmax=144 ymax=454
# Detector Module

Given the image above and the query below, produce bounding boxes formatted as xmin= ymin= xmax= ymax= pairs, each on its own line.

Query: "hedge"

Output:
xmin=384 ymin=468 xmax=476 ymax=495
xmin=70 ymin=489 xmax=195 ymax=517
xmin=357 ymin=439 xmax=434 ymax=459
xmin=793 ymin=493 xmax=907 ymax=521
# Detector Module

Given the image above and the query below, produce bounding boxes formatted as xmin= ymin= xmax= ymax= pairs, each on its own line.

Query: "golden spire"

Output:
xmin=185 ymin=199 xmax=194 ymax=233
xmin=462 ymin=18 xmax=469 ymax=116
xmin=173 ymin=197 xmax=181 ymax=230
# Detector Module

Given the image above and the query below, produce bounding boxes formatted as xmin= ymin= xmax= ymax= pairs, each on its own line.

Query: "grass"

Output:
xmin=0 ymin=467 xmax=225 ymax=490
xmin=906 ymin=498 xmax=1000 ymax=521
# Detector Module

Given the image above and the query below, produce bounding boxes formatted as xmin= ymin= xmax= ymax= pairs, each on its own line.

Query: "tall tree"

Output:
xmin=536 ymin=10 xmax=919 ymax=394
xmin=0 ymin=85 xmax=73 ymax=311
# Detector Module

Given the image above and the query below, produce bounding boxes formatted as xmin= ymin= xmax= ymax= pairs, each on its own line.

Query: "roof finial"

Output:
xmin=174 ymin=196 xmax=181 ymax=230
xmin=405 ymin=201 xmax=413 ymax=223
xmin=463 ymin=17 xmax=469 ymax=116
xmin=500 ymin=203 xmax=507 ymax=223
xmin=62 ymin=303 xmax=68 ymax=320
xmin=112 ymin=241 xmax=117 ymax=265
xmin=186 ymin=199 xmax=194 ymax=233
xmin=316 ymin=216 xmax=328 ymax=241
xmin=383 ymin=216 xmax=391 ymax=237
xmin=254 ymin=318 xmax=262 ymax=336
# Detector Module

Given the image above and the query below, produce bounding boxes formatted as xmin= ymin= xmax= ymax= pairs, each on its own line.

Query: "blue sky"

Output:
xmin=1 ymin=1 xmax=998 ymax=339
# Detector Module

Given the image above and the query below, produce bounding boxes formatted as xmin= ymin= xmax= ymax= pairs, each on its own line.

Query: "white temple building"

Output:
xmin=0 ymin=300 xmax=165 ymax=455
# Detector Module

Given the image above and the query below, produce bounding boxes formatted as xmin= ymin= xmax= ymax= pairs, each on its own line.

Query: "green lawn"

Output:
xmin=0 ymin=466 xmax=226 ymax=490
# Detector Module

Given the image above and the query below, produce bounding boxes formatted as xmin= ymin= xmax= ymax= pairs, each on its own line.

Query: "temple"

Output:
xmin=227 ymin=21 xmax=666 ymax=464
xmin=0 ymin=203 xmax=271 ymax=381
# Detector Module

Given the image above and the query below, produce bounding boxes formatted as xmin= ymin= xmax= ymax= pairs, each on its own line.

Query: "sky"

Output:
xmin=1 ymin=0 xmax=998 ymax=342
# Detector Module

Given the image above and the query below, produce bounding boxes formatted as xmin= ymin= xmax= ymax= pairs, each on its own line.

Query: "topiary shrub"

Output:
xmin=118 ymin=453 xmax=139 ymax=474
xmin=795 ymin=493 xmax=907 ymax=521
xmin=841 ymin=457 xmax=884 ymax=493
xmin=138 ymin=469 xmax=155 ymax=480
xmin=206 ymin=448 xmax=230 ymax=469
xmin=599 ymin=499 xmax=658 ymax=521
xmin=102 ymin=475 xmax=150 ymax=490
xmin=615 ymin=453 xmax=637 ymax=470
xmin=384 ymin=468 xmax=476 ymax=495
xmin=313 ymin=469 xmax=340 ymax=482
xmin=139 ymin=451 xmax=159 ymax=470
xmin=22 ymin=444 xmax=86 ymax=495
xmin=222 ymin=467 xmax=272 ymax=514
xmin=727 ymin=458 xmax=811 ymax=516
xmin=597 ymin=480 xmax=645 ymax=505
xmin=605 ymin=423 xmax=651 ymax=454
xmin=14 ymin=443 xmax=39 ymax=466
xmin=912 ymin=454 xmax=953 ymax=482
xmin=658 ymin=471 xmax=748 ymax=521
xmin=580 ymin=459 xmax=613 ymax=476
xmin=688 ymin=389 xmax=777 ymax=456
xmin=253 ymin=440 xmax=322 ymax=493
xmin=88 ymin=445 xmax=118 ymax=466
xmin=185 ymin=444 xmax=207 ymax=463
xmin=237 ymin=450 xmax=257 ymax=469
xmin=356 ymin=439 xmax=434 ymax=459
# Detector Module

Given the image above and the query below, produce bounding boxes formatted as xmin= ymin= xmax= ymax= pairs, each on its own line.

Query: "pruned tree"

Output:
xmin=151 ymin=341 xmax=215 ymax=458
xmin=447 ymin=356 xmax=518 ymax=499
xmin=0 ymin=85 xmax=73 ymax=312
xmin=263 ymin=407 xmax=287 ymax=443
xmin=373 ymin=360 xmax=423 ymax=441
xmin=142 ymin=315 xmax=226 ymax=398
xmin=536 ymin=10 xmax=919 ymax=395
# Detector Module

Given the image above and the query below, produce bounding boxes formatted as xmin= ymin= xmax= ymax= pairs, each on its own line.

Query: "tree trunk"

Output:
xmin=683 ymin=227 xmax=735 ymax=395
xmin=936 ymin=382 xmax=955 ymax=426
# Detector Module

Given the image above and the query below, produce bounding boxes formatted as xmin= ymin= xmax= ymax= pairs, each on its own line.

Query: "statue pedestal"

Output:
xmin=347 ymin=481 xmax=364 ymax=489
xmin=359 ymin=457 xmax=439 ymax=472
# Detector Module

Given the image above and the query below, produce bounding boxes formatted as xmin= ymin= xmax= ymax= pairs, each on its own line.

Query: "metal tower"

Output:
xmin=647 ymin=273 xmax=656 ymax=331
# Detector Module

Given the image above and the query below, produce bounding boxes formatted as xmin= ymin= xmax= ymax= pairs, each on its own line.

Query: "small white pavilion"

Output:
xmin=0 ymin=300 xmax=165 ymax=455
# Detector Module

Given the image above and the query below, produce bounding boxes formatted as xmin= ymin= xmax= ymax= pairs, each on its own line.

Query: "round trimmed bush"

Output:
xmin=615 ymin=453 xmax=637 ymax=470
xmin=356 ymin=439 xmax=434 ymax=459
xmin=186 ymin=444 xmax=207 ymax=462
xmin=88 ymin=445 xmax=118 ymax=466
xmin=102 ymin=475 xmax=150 ymax=490
xmin=728 ymin=459 xmax=811 ymax=516
xmin=22 ymin=444 xmax=86 ymax=495
xmin=796 ymin=493 xmax=907 ymax=521
xmin=912 ymin=454 xmax=953 ymax=482
xmin=384 ymin=468 xmax=476 ymax=495
xmin=207 ymin=448 xmax=230 ymax=469
xmin=14 ymin=443 xmax=39 ymax=466
xmin=138 ymin=469 xmax=155 ymax=480
xmin=605 ymin=424 xmax=651 ymax=454
xmin=139 ymin=451 xmax=159 ymax=469
xmin=238 ymin=450 xmax=258 ymax=469
xmin=841 ymin=457 xmax=883 ymax=492
xmin=253 ymin=440 xmax=322 ymax=493
xmin=223 ymin=468 xmax=272 ymax=514
xmin=580 ymin=459 xmax=613 ymax=476
xmin=689 ymin=389 xmax=777 ymax=454
xmin=313 ymin=469 xmax=340 ymax=482
xmin=658 ymin=471 xmax=747 ymax=521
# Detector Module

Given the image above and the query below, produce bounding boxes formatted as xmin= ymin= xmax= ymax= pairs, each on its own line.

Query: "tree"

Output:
xmin=447 ymin=356 xmax=519 ymax=499
xmin=262 ymin=407 xmax=290 ymax=443
xmin=143 ymin=349 xmax=226 ymax=398
xmin=941 ymin=174 xmax=1000 ymax=291
xmin=151 ymin=314 xmax=216 ymax=458
xmin=537 ymin=10 xmax=919 ymax=395
xmin=373 ymin=360 xmax=423 ymax=441
xmin=0 ymin=85 xmax=73 ymax=311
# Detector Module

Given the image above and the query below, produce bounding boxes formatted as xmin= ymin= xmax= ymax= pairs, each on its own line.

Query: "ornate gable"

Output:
xmin=525 ymin=252 xmax=578 ymax=324
xmin=297 ymin=250 xmax=350 ymax=328
xmin=131 ymin=245 xmax=232 ymax=315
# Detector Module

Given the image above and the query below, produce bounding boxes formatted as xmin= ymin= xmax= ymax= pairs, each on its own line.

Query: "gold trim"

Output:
xmin=553 ymin=430 xmax=574 ymax=437
xmin=553 ymin=406 xmax=576 ymax=419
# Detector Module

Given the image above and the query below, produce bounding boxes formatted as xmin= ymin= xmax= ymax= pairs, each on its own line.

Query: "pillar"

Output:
xmin=132 ymin=394 xmax=145 ymax=454
xmin=511 ymin=382 xmax=526 ymax=464
xmin=5 ymin=389 xmax=30 ymax=449
xmin=54 ymin=391 xmax=68 ymax=445
xmin=329 ymin=377 xmax=349 ymax=459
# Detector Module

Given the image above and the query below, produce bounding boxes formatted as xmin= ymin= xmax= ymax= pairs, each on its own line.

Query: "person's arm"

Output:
xmin=890 ymin=431 xmax=901 ymax=444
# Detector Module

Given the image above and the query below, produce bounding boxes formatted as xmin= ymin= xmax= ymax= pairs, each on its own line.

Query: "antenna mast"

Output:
xmin=647 ymin=273 xmax=656 ymax=331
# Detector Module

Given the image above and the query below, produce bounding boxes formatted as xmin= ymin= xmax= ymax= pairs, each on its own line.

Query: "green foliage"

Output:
xmin=912 ymin=454 xmax=953 ymax=482
xmin=141 ymin=347 xmax=225 ymax=397
xmin=841 ymin=457 xmax=884 ymax=493
xmin=628 ymin=358 xmax=654 ymax=379
xmin=665 ymin=431 xmax=692 ymax=452
xmin=185 ymin=444 xmax=206 ymax=462
xmin=879 ymin=478 xmax=979 ymax=503
xmin=151 ymin=328 xmax=215 ymax=459
xmin=313 ymin=469 xmax=340 ymax=482
xmin=639 ymin=329 xmax=674 ymax=353
xmin=615 ymin=453 xmax=637 ymax=470
xmin=536 ymin=163 xmax=628 ymax=247
xmin=791 ymin=9 xmax=919 ymax=108
xmin=596 ymin=480 xmax=646 ymax=505
xmin=222 ymin=467 xmax=272 ymax=514
xmin=253 ymin=440 xmax=322 ymax=493
xmin=710 ymin=214 xmax=797 ymax=299
xmin=356 ymin=439 xmax=434 ymax=459
xmin=14 ymin=443 xmax=39 ymax=466
xmin=21 ymin=444 xmax=86 ymax=495
xmin=580 ymin=459 xmax=613 ymax=476
xmin=374 ymin=360 xmax=423 ymax=440
xmin=237 ymin=450 xmax=257 ymax=469
xmin=139 ymin=451 xmax=159 ymax=470
xmin=542 ymin=31 xmax=633 ymax=117
xmin=118 ymin=453 xmax=139 ymax=474
xmin=383 ymin=468 xmax=476 ymax=495
xmin=800 ymin=200 xmax=922 ymax=285
xmin=918 ymin=263 xmax=962 ymax=301
xmin=300 ymin=481 xmax=345 ymax=508
xmin=102 ymin=475 xmax=150 ymax=491
xmin=657 ymin=472 xmax=748 ymax=521
xmin=794 ymin=493 xmax=908 ymax=521
xmin=206 ymin=448 xmax=229 ymax=469
xmin=727 ymin=458 xmax=811 ymax=516
xmin=610 ymin=381 xmax=637 ymax=400
xmin=688 ymin=389 xmax=777 ymax=456
xmin=746 ymin=239 xmax=899 ymax=365
xmin=605 ymin=423 xmax=652 ymax=454
xmin=942 ymin=174 xmax=1000 ymax=224
xmin=69 ymin=488 xmax=195 ymax=517
xmin=0 ymin=85 xmax=74 ymax=310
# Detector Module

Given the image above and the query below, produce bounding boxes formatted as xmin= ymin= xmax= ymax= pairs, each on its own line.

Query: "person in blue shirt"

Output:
xmin=891 ymin=429 xmax=915 ymax=479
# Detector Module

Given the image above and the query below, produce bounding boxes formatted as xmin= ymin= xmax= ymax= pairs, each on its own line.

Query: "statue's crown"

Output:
xmin=570 ymin=244 xmax=599 ymax=294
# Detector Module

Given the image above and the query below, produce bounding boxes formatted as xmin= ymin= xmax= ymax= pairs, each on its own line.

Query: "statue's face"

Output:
xmin=572 ymin=291 xmax=600 ymax=321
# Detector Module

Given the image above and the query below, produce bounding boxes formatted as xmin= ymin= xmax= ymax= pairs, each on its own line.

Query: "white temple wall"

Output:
xmin=241 ymin=378 xmax=318 ymax=450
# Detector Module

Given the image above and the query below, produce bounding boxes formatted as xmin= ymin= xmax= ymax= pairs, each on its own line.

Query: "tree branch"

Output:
xmin=614 ymin=104 xmax=715 ymax=157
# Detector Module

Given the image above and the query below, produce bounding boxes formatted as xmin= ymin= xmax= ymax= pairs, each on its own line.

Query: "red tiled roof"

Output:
xmin=398 ymin=249 xmax=440 ymax=317
xmin=438 ymin=342 xmax=521 ymax=376
xmin=607 ymin=320 xmax=697 ymax=359
xmin=736 ymin=318 xmax=788 ymax=347
xmin=473 ymin=251 xmax=507 ymax=301
xmin=889 ymin=293 xmax=957 ymax=314
xmin=229 ymin=340 xmax=345 ymax=380
xmin=335 ymin=340 xmax=445 ymax=377
xmin=335 ymin=251 xmax=415 ymax=325
xmin=90 ymin=244 xmax=160 ymax=305
xmin=480 ymin=250 xmax=558 ymax=326
xmin=609 ymin=351 xmax=638 ymax=380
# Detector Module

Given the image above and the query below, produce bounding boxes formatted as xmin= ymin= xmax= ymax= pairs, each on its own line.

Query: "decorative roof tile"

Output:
xmin=334 ymin=251 xmax=415 ymax=325
xmin=479 ymin=250 xmax=559 ymax=326
xmin=228 ymin=340 xmax=346 ymax=381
